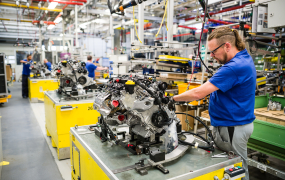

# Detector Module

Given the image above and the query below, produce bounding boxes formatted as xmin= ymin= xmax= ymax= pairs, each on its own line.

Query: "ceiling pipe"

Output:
xmin=33 ymin=0 xmax=84 ymax=5
xmin=0 ymin=2 xmax=62 ymax=12
xmin=0 ymin=18 xmax=33 ymax=23
xmin=32 ymin=20 xmax=56 ymax=25
xmin=208 ymin=19 xmax=250 ymax=29
xmin=178 ymin=25 xmax=208 ymax=33
xmin=184 ymin=2 xmax=253 ymax=21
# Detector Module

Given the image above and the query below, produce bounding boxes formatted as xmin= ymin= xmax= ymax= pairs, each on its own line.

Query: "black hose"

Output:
xmin=175 ymin=112 xmax=216 ymax=151
xmin=197 ymin=0 xmax=213 ymax=76
xmin=179 ymin=131 xmax=214 ymax=151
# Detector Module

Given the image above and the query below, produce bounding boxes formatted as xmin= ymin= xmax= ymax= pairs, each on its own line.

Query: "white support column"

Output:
xmin=39 ymin=26 xmax=43 ymax=63
xmin=75 ymin=5 xmax=79 ymax=48
xmin=167 ymin=0 xmax=174 ymax=45
xmin=239 ymin=0 xmax=242 ymax=21
xmin=138 ymin=3 xmax=144 ymax=44
xmin=130 ymin=27 xmax=135 ymax=44
xmin=62 ymin=21 xmax=65 ymax=52
xmin=110 ymin=15 xmax=115 ymax=55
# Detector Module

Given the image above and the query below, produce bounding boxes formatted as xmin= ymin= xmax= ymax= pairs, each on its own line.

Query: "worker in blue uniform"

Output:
xmin=173 ymin=27 xmax=255 ymax=180
xmin=44 ymin=59 xmax=52 ymax=71
xmin=86 ymin=56 xmax=108 ymax=79
xmin=20 ymin=54 xmax=33 ymax=98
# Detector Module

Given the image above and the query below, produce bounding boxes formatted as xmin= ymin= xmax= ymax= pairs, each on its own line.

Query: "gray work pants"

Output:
xmin=213 ymin=122 xmax=254 ymax=180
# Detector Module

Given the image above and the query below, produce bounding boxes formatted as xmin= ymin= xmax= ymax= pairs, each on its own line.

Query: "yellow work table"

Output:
xmin=44 ymin=91 xmax=100 ymax=159
xmin=70 ymin=125 xmax=244 ymax=180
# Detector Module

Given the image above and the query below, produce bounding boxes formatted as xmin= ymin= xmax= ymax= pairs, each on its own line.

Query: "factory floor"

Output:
xmin=0 ymin=82 xmax=284 ymax=180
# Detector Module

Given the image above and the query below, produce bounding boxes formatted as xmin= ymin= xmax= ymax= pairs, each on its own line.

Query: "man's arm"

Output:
xmin=96 ymin=67 xmax=108 ymax=71
xmin=20 ymin=60 xmax=27 ymax=63
xmin=173 ymin=81 xmax=219 ymax=102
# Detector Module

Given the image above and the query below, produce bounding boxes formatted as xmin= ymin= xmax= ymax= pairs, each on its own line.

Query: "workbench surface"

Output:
xmin=44 ymin=90 xmax=96 ymax=105
xmin=71 ymin=125 xmax=241 ymax=180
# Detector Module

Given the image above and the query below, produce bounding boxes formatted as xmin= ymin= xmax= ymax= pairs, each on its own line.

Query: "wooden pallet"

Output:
xmin=254 ymin=107 xmax=285 ymax=126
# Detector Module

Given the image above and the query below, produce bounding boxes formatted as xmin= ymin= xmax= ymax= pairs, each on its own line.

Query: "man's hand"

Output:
xmin=173 ymin=81 xmax=218 ymax=102
xmin=104 ymin=67 xmax=109 ymax=70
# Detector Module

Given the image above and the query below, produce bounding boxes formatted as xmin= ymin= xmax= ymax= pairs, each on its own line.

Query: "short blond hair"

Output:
xmin=208 ymin=27 xmax=245 ymax=51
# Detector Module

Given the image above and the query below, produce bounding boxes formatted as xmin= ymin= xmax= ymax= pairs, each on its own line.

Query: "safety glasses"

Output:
xmin=210 ymin=43 xmax=225 ymax=56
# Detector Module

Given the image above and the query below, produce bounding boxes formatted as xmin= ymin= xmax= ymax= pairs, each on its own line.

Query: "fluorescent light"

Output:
xmin=47 ymin=25 xmax=55 ymax=30
xmin=48 ymin=2 xmax=58 ymax=9
xmin=54 ymin=17 xmax=62 ymax=23
xmin=222 ymin=1 xmax=237 ymax=8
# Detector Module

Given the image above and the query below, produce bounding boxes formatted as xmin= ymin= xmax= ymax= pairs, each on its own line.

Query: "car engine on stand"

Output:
xmin=92 ymin=75 xmax=200 ymax=175
xmin=29 ymin=61 xmax=51 ymax=78
xmin=54 ymin=60 xmax=97 ymax=100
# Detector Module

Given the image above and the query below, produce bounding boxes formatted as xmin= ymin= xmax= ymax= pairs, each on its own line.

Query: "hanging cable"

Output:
xmin=163 ymin=0 xmax=168 ymax=31
xmin=155 ymin=0 xmax=168 ymax=37
xmin=132 ymin=6 xmax=142 ymax=44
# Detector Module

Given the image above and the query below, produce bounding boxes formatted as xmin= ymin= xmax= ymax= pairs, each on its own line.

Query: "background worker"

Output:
xmin=20 ymin=54 xmax=33 ymax=98
xmin=86 ymin=56 xmax=108 ymax=79
xmin=44 ymin=59 xmax=52 ymax=71
xmin=172 ymin=27 xmax=255 ymax=180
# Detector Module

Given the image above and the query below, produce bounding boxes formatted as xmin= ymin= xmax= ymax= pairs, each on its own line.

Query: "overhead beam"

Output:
xmin=0 ymin=2 xmax=63 ymax=12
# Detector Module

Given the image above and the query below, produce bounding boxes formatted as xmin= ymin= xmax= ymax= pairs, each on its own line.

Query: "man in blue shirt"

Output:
xmin=44 ymin=59 xmax=52 ymax=71
xmin=86 ymin=56 xmax=108 ymax=79
xmin=20 ymin=54 xmax=33 ymax=98
xmin=173 ymin=27 xmax=255 ymax=180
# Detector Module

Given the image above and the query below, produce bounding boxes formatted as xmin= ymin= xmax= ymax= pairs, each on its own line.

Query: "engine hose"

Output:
xmin=175 ymin=112 xmax=219 ymax=151
xmin=179 ymin=131 xmax=214 ymax=151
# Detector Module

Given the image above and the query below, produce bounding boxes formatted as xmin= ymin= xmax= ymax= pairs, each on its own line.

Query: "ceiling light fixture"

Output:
xmin=47 ymin=25 xmax=55 ymax=30
xmin=54 ymin=17 xmax=62 ymax=23
xmin=48 ymin=2 xmax=58 ymax=9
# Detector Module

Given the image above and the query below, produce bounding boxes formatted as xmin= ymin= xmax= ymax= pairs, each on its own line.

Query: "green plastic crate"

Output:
xmin=249 ymin=95 xmax=285 ymax=161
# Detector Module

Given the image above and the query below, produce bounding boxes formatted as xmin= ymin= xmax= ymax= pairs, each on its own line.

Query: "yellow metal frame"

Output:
xmin=0 ymin=2 xmax=62 ymax=12
xmin=45 ymin=94 xmax=100 ymax=159
xmin=70 ymin=134 xmax=110 ymax=180
xmin=191 ymin=162 xmax=243 ymax=180
xmin=28 ymin=79 xmax=59 ymax=102
xmin=70 ymin=131 xmax=244 ymax=180
xmin=0 ymin=98 xmax=7 ymax=103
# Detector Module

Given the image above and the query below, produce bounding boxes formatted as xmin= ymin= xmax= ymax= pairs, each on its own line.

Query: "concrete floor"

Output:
xmin=0 ymin=82 xmax=285 ymax=180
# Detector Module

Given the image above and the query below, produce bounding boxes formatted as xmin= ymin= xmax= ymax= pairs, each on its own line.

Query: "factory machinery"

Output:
xmin=90 ymin=75 xmax=244 ymax=177
xmin=53 ymin=60 xmax=98 ymax=100
xmin=29 ymin=61 xmax=51 ymax=78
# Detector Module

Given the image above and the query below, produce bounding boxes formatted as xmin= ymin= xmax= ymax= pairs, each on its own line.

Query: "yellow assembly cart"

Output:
xmin=70 ymin=125 xmax=245 ymax=180
xmin=28 ymin=77 xmax=59 ymax=103
xmin=44 ymin=91 xmax=100 ymax=160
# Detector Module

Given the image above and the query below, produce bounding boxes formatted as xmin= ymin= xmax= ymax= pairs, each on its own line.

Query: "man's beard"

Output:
xmin=214 ymin=53 xmax=227 ymax=64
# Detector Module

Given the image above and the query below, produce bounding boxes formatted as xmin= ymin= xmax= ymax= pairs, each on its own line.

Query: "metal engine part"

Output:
xmin=93 ymin=76 xmax=180 ymax=146
xmin=54 ymin=60 xmax=97 ymax=96
xmin=29 ymin=61 xmax=51 ymax=78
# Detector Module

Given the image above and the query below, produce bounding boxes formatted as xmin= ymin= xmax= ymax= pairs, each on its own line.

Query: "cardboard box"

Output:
xmin=255 ymin=115 xmax=267 ymax=121
xmin=267 ymin=118 xmax=280 ymax=125
xmin=187 ymin=72 xmax=209 ymax=81
xmin=201 ymin=110 xmax=210 ymax=119
xmin=175 ymin=105 xmax=194 ymax=131
xmin=160 ymin=72 xmax=187 ymax=80
xmin=6 ymin=65 xmax=12 ymax=81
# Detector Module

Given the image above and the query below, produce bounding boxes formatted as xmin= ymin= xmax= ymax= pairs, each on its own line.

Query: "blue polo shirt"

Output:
xmin=209 ymin=49 xmax=256 ymax=127
xmin=46 ymin=62 xmax=52 ymax=71
xmin=86 ymin=62 xmax=97 ymax=78
xmin=22 ymin=59 xmax=33 ymax=75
